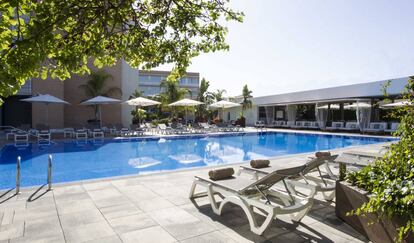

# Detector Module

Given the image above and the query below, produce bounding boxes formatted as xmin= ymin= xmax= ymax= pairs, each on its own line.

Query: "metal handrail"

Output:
xmin=16 ymin=156 xmax=21 ymax=194
xmin=0 ymin=125 xmax=55 ymax=144
xmin=47 ymin=155 xmax=53 ymax=191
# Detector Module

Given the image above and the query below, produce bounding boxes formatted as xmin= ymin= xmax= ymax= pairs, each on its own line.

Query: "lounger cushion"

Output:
xmin=208 ymin=168 xmax=235 ymax=180
xmin=250 ymin=159 xmax=270 ymax=168
xmin=315 ymin=151 xmax=331 ymax=158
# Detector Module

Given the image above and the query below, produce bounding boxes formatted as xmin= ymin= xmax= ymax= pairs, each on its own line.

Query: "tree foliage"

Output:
xmin=213 ymin=89 xmax=226 ymax=101
xmin=0 ymin=0 xmax=243 ymax=102
xmin=346 ymin=78 xmax=414 ymax=242
xmin=241 ymin=84 xmax=252 ymax=116
xmin=79 ymin=70 xmax=122 ymax=120
xmin=196 ymin=77 xmax=214 ymax=119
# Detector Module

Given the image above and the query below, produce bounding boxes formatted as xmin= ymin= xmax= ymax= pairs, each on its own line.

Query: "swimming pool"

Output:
xmin=0 ymin=132 xmax=394 ymax=189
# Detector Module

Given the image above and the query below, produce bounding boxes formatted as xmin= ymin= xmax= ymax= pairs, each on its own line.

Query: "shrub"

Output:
xmin=346 ymin=79 xmax=414 ymax=242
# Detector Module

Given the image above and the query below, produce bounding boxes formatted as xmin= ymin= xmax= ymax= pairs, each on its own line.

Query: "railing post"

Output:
xmin=16 ymin=156 xmax=21 ymax=194
xmin=47 ymin=155 xmax=53 ymax=191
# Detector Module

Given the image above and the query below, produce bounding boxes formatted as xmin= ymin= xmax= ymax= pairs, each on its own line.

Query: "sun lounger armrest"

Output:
xmin=285 ymin=180 xmax=317 ymax=199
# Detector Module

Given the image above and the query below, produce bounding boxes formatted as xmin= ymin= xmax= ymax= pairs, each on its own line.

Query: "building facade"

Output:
xmin=0 ymin=62 xmax=200 ymax=129
xmin=138 ymin=70 xmax=200 ymax=98
xmin=226 ymin=77 xmax=409 ymax=126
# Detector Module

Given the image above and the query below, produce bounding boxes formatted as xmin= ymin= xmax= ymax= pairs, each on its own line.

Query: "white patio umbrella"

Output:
xmin=168 ymin=98 xmax=203 ymax=123
xmin=21 ymin=94 xmax=70 ymax=126
xmin=80 ymin=96 xmax=121 ymax=127
xmin=344 ymin=102 xmax=371 ymax=109
xmin=381 ymin=100 xmax=413 ymax=108
xmin=210 ymin=100 xmax=241 ymax=119
xmin=124 ymin=97 xmax=161 ymax=107
xmin=317 ymin=104 xmax=340 ymax=109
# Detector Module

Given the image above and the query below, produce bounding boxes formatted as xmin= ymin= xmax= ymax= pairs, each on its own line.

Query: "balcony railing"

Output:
xmin=16 ymin=80 xmax=32 ymax=96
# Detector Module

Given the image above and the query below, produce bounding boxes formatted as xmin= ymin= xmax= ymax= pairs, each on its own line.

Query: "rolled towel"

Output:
xmin=315 ymin=151 xmax=331 ymax=158
xmin=250 ymin=159 xmax=270 ymax=168
xmin=208 ymin=168 xmax=235 ymax=180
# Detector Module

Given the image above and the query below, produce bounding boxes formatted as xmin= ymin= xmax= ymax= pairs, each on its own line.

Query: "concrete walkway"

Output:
xmin=0 ymin=141 xmax=390 ymax=243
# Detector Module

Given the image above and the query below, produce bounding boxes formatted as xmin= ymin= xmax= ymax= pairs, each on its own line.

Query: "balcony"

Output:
xmin=16 ymin=80 xmax=32 ymax=96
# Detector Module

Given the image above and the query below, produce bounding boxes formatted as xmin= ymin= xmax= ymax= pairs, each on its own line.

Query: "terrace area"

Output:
xmin=0 ymin=139 xmax=388 ymax=243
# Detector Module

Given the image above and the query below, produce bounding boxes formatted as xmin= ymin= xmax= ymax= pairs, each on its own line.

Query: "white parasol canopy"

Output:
xmin=80 ymin=96 xmax=121 ymax=105
xmin=317 ymin=104 xmax=340 ymax=110
xmin=210 ymin=100 xmax=241 ymax=119
xmin=168 ymin=98 xmax=203 ymax=107
xmin=210 ymin=100 xmax=241 ymax=109
xmin=80 ymin=96 xmax=121 ymax=127
xmin=344 ymin=102 xmax=371 ymax=109
xmin=381 ymin=100 xmax=413 ymax=108
xmin=168 ymin=98 xmax=203 ymax=123
xmin=21 ymin=94 xmax=70 ymax=126
xmin=124 ymin=97 xmax=161 ymax=107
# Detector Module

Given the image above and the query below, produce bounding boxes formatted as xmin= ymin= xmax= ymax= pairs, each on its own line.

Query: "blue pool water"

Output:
xmin=0 ymin=132 xmax=394 ymax=189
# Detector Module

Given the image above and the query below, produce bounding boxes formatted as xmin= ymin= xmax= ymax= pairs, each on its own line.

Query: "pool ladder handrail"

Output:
xmin=15 ymin=154 xmax=53 ymax=195
xmin=0 ymin=125 xmax=56 ymax=144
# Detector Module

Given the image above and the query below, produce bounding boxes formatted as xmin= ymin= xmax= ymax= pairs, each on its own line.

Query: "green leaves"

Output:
xmin=0 ymin=0 xmax=243 ymax=98
xmin=346 ymin=79 xmax=414 ymax=242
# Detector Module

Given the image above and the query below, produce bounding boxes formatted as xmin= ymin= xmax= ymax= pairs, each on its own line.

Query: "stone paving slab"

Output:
xmin=0 ymin=141 xmax=390 ymax=242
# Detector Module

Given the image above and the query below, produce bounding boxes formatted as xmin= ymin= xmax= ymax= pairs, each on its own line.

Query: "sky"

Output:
xmin=157 ymin=0 xmax=414 ymax=97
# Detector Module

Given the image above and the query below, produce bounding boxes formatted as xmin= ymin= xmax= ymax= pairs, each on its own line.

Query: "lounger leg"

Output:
xmin=188 ymin=179 xmax=208 ymax=199
xmin=322 ymin=190 xmax=335 ymax=201
xmin=213 ymin=193 xmax=274 ymax=235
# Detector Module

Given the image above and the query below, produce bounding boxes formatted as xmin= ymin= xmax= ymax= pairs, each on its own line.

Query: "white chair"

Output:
xmin=92 ymin=129 xmax=104 ymax=139
xmin=325 ymin=122 xmax=344 ymax=131
xmin=385 ymin=122 xmax=400 ymax=133
xmin=64 ymin=128 xmax=75 ymax=138
xmin=14 ymin=132 xmax=29 ymax=143
xmin=365 ymin=122 xmax=387 ymax=134
xmin=38 ymin=130 xmax=51 ymax=141
xmin=76 ymin=129 xmax=88 ymax=140
xmin=340 ymin=122 xmax=360 ymax=132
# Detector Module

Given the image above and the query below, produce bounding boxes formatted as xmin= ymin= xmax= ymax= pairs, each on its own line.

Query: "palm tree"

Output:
xmin=79 ymin=70 xmax=122 ymax=120
xmin=214 ymin=89 xmax=226 ymax=102
xmin=129 ymin=88 xmax=144 ymax=99
xmin=241 ymin=84 xmax=253 ymax=117
xmin=197 ymin=78 xmax=215 ymax=119
xmin=159 ymin=78 xmax=190 ymax=117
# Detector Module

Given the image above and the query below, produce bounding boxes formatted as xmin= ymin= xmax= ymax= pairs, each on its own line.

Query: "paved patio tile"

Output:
xmin=99 ymin=202 xmax=142 ymax=220
xmin=59 ymin=209 xmax=105 ymax=229
xmin=120 ymin=226 xmax=177 ymax=243
xmin=83 ymin=181 xmax=113 ymax=191
xmin=0 ymin=222 xmax=24 ymax=241
xmin=180 ymin=231 xmax=238 ymax=243
xmin=107 ymin=213 xmax=157 ymax=234
xmin=63 ymin=221 xmax=116 ymax=243
xmin=93 ymin=195 xmax=131 ymax=208
xmin=53 ymin=192 xmax=91 ymax=203
xmin=84 ymin=235 xmax=122 ymax=243
xmin=134 ymin=196 xmax=175 ymax=212
xmin=149 ymin=207 xmax=216 ymax=240
xmin=21 ymin=215 xmax=64 ymax=241
xmin=56 ymin=198 xmax=97 ymax=215
xmin=13 ymin=206 xmax=58 ymax=223
xmin=0 ymin=210 xmax=14 ymax=226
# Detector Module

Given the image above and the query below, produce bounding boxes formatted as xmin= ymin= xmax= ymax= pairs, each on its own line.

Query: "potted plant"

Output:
xmin=336 ymin=79 xmax=414 ymax=243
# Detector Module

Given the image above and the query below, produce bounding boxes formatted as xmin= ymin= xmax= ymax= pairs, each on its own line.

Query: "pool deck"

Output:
xmin=0 ymin=134 xmax=390 ymax=243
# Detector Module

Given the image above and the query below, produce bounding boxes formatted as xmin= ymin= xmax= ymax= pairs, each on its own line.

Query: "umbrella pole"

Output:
xmin=99 ymin=105 xmax=102 ymax=128
xmin=45 ymin=103 xmax=49 ymax=128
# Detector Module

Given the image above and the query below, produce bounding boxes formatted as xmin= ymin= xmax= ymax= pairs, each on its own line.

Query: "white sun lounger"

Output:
xmin=325 ymin=122 xmax=344 ymax=131
xmin=238 ymin=155 xmax=338 ymax=201
xmin=76 ymin=129 xmax=88 ymax=139
xmin=340 ymin=122 xmax=360 ymax=132
xmin=189 ymin=165 xmax=316 ymax=235
xmin=384 ymin=122 xmax=400 ymax=133
xmin=38 ymin=130 xmax=51 ymax=141
xmin=365 ymin=122 xmax=387 ymax=134
xmin=92 ymin=129 xmax=104 ymax=139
